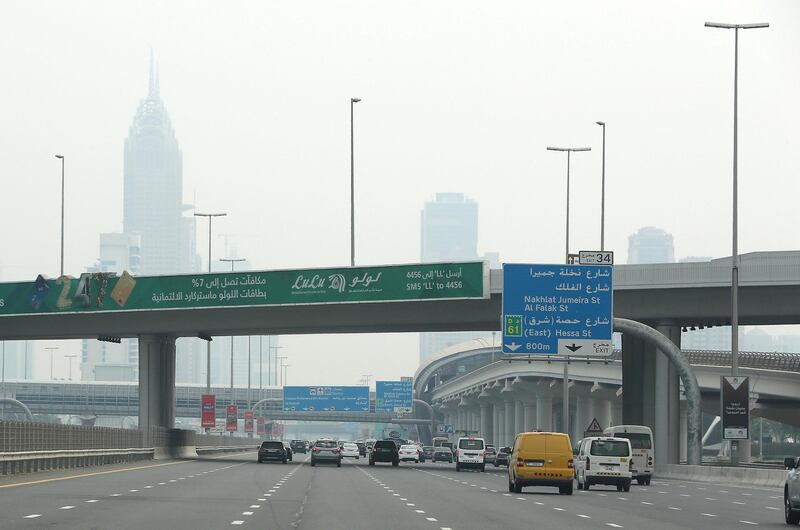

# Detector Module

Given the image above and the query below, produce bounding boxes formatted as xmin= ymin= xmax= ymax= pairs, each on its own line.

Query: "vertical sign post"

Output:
xmin=721 ymin=376 xmax=750 ymax=440
xmin=244 ymin=410 xmax=254 ymax=434
xmin=256 ymin=416 xmax=266 ymax=436
xmin=201 ymin=394 xmax=216 ymax=429
xmin=226 ymin=404 xmax=238 ymax=433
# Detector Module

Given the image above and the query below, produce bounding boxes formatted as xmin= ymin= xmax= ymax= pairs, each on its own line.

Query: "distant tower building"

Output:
xmin=627 ymin=227 xmax=675 ymax=264
xmin=81 ymin=233 xmax=141 ymax=381
xmin=120 ymin=53 xmax=202 ymax=383
xmin=419 ymin=193 xmax=491 ymax=363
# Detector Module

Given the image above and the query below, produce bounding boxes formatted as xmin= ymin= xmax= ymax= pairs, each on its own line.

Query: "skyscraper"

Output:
xmin=627 ymin=227 xmax=675 ymax=264
xmin=120 ymin=53 xmax=201 ymax=383
xmin=419 ymin=193 xmax=490 ymax=363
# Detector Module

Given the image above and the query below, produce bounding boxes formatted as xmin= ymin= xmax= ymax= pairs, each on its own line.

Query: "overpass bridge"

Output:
xmin=1 ymin=252 xmax=799 ymax=452
xmin=414 ymin=340 xmax=800 ymax=464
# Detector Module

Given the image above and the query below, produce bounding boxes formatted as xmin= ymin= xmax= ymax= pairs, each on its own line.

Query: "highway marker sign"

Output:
xmin=501 ymin=263 xmax=614 ymax=356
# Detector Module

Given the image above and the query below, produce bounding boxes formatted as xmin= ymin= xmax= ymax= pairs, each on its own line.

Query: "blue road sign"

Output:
xmin=375 ymin=380 xmax=413 ymax=413
xmin=502 ymin=263 xmax=613 ymax=356
xmin=282 ymin=386 xmax=369 ymax=412
xmin=436 ymin=424 xmax=454 ymax=435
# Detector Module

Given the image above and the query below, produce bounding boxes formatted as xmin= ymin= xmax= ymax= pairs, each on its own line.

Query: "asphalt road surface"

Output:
xmin=0 ymin=453 xmax=788 ymax=529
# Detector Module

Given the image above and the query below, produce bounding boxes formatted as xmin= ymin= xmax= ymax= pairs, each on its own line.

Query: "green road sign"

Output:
xmin=0 ymin=262 xmax=487 ymax=316
xmin=505 ymin=315 xmax=522 ymax=337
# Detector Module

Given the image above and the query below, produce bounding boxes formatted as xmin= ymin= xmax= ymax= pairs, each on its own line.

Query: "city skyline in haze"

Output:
xmin=1 ymin=0 xmax=798 ymax=385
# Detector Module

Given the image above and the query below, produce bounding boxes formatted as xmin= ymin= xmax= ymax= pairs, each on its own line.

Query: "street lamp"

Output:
xmin=65 ymin=354 xmax=77 ymax=381
xmin=194 ymin=212 xmax=227 ymax=400
xmin=546 ymin=147 xmax=592 ymax=263
xmin=269 ymin=344 xmax=284 ymax=386
xmin=282 ymin=364 xmax=291 ymax=387
xmin=704 ymin=21 xmax=769 ymax=378
xmin=350 ymin=97 xmax=361 ymax=267
xmin=706 ymin=19 xmax=768 ymax=466
xmin=276 ymin=356 xmax=288 ymax=387
xmin=55 ymin=155 xmax=65 ymax=276
xmin=44 ymin=346 xmax=59 ymax=380
xmin=220 ymin=257 xmax=246 ymax=405
xmin=595 ymin=122 xmax=607 ymax=251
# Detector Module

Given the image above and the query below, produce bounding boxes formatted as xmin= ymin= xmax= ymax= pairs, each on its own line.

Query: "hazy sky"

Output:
xmin=1 ymin=1 xmax=798 ymax=384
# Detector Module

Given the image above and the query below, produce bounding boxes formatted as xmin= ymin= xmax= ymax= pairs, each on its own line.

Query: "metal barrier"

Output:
xmin=0 ymin=448 xmax=154 ymax=475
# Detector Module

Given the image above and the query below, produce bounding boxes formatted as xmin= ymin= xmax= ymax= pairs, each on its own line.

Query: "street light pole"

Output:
xmin=547 ymin=145 xmax=590 ymax=435
xmin=194 ymin=212 xmax=227 ymax=402
xmin=220 ymin=257 xmax=246 ymax=405
xmin=706 ymin=20 xmax=768 ymax=466
xmin=276 ymin=356 xmax=288 ymax=387
xmin=595 ymin=122 xmax=606 ymax=251
xmin=350 ymin=97 xmax=361 ymax=267
xmin=65 ymin=354 xmax=77 ymax=381
xmin=44 ymin=346 xmax=59 ymax=380
xmin=704 ymin=21 xmax=768 ymax=378
xmin=55 ymin=155 xmax=65 ymax=276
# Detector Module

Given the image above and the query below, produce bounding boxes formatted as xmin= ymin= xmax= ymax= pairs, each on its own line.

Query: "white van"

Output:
xmin=574 ymin=437 xmax=633 ymax=492
xmin=603 ymin=425 xmax=653 ymax=485
xmin=455 ymin=436 xmax=486 ymax=472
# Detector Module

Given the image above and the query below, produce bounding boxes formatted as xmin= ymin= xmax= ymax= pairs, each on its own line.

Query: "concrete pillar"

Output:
xmin=480 ymin=404 xmax=492 ymax=443
xmin=573 ymin=395 xmax=591 ymax=441
xmin=536 ymin=396 xmax=553 ymax=431
xmin=679 ymin=400 xmax=688 ymax=463
xmin=612 ymin=400 xmax=623 ymax=426
xmin=497 ymin=407 xmax=506 ymax=446
xmin=492 ymin=404 xmax=500 ymax=446
xmin=505 ymin=400 xmax=515 ymax=446
xmin=138 ymin=334 xmax=176 ymax=447
xmin=621 ymin=331 xmax=656 ymax=428
xmin=597 ymin=399 xmax=612 ymax=430
xmin=655 ymin=324 xmax=682 ymax=465
xmin=515 ymin=401 xmax=525 ymax=439
xmin=523 ymin=402 xmax=536 ymax=434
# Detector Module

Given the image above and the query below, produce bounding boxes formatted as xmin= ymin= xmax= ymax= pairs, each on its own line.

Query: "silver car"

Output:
xmin=311 ymin=439 xmax=342 ymax=467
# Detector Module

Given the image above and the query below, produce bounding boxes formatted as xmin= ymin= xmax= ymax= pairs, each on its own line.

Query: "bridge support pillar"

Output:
xmin=504 ymin=400 xmax=515 ymax=446
xmin=497 ymin=406 xmax=505 ymax=446
xmin=573 ymin=395 xmax=592 ymax=441
xmin=622 ymin=323 xmax=682 ymax=464
xmin=536 ymin=396 xmax=553 ymax=431
xmin=523 ymin=402 xmax=536 ymax=434
xmin=492 ymin=404 xmax=501 ymax=446
xmin=596 ymin=399 xmax=612 ymax=430
xmin=138 ymin=334 xmax=176 ymax=447
xmin=515 ymin=401 xmax=525 ymax=439
xmin=480 ymin=404 xmax=492 ymax=443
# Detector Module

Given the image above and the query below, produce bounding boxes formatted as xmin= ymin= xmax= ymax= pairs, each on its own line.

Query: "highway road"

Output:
xmin=0 ymin=452 xmax=787 ymax=529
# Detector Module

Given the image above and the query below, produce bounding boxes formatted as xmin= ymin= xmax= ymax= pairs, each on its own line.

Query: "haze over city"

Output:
xmin=1 ymin=0 xmax=798 ymax=385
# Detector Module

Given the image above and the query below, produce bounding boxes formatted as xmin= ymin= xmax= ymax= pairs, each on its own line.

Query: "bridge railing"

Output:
xmin=0 ymin=420 xmax=144 ymax=452
xmin=682 ymin=349 xmax=800 ymax=372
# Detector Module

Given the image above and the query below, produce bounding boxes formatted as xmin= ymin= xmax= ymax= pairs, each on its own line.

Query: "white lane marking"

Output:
xmin=553 ymin=507 xmax=565 ymax=511
xmin=705 ymin=498 xmax=717 ymax=501
xmin=480 ymin=487 xmax=487 ymax=490
xmin=733 ymin=501 xmax=746 ymax=505
xmin=641 ymin=501 xmax=653 ymax=505
xmin=60 ymin=506 xmax=75 ymax=510
xmin=129 ymin=489 xmax=138 ymax=493
xmin=490 ymin=490 xmax=498 ymax=493
xmin=765 ymin=507 xmax=780 ymax=510
xmin=441 ymin=528 xmax=453 ymax=530
xmin=617 ymin=497 xmax=629 ymax=501
xmin=268 ymin=490 xmax=276 ymax=493
xmin=769 ymin=496 xmax=781 ymax=499
xmin=503 ymin=493 xmax=512 ymax=497
xmin=415 ymin=509 xmax=425 ymax=513
xmin=169 ymin=480 xmax=176 ymax=483
xmin=680 ymin=494 xmax=690 ymax=497
xmin=606 ymin=525 xmax=623 ymax=528
xmin=740 ymin=522 xmax=758 ymax=526
xmin=577 ymin=514 xmax=590 ymax=518
xmin=242 ymin=511 xmax=254 ymax=515
xmin=426 ymin=518 xmax=438 ymax=522
xmin=86 ymin=499 xmax=99 ymax=503
xmin=596 ymin=493 xmax=608 ymax=497
xmin=701 ymin=513 xmax=718 ymax=517
xmin=516 ymin=497 xmax=525 ymax=501
xmin=668 ymin=507 xmax=681 ymax=511
xmin=109 ymin=494 xmax=121 ymax=497
xmin=178 ymin=478 xmax=185 ymax=480
xmin=144 ymin=486 xmax=153 ymax=489
xmin=743 ymin=493 xmax=752 ymax=496
xmin=393 ymin=494 xmax=400 ymax=496
xmin=258 ymin=498 xmax=266 ymax=501
xmin=250 ymin=505 xmax=260 ymax=508
xmin=658 ymin=491 xmax=667 ymax=494
xmin=400 ymin=498 xmax=407 ymax=501
xmin=158 ymin=482 xmax=166 ymax=485
xmin=407 ymin=503 xmax=415 ymax=506
xmin=720 ymin=490 xmax=729 ymax=493
xmin=698 ymin=487 xmax=707 ymax=491
xmin=535 ymin=502 xmax=544 ymax=506
xmin=231 ymin=522 xmax=244 ymax=526
xmin=24 ymin=515 xmax=41 ymax=519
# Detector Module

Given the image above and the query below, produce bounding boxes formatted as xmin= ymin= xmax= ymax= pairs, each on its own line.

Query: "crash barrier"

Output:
xmin=0 ymin=420 xmax=258 ymax=476
xmin=656 ymin=463 xmax=786 ymax=488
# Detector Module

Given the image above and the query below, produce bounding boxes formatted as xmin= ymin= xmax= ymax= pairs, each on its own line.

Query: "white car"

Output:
xmin=574 ymin=437 xmax=633 ymax=492
xmin=341 ymin=442 xmax=360 ymax=459
xmin=399 ymin=444 xmax=420 ymax=463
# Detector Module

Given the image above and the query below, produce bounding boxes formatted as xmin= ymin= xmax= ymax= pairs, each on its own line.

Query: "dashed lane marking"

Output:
xmin=59 ymin=506 xmax=75 ymax=510
xmin=668 ymin=507 xmax=681 ymax=511
xmin=231 ymin=521 xmax=244 ymax=525
xmin=740 ymin=522 xmax=758 ymax=526
xmin=85 ymin=500 xmax=99 ymax=503
xmin=701 ymin=513 xmax=718 ymax=517
xmin=577 ymin=514 xmax=591 ymax=518
xmin=23 ymin=515 xmax=41 ymax=519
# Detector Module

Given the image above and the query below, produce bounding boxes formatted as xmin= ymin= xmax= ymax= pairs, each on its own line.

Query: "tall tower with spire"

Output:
xmin=123 ymin=52 xmax=197 ymax=275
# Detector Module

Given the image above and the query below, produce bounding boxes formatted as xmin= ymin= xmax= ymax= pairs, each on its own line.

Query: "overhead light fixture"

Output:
xmin=97 ymin=336 xmax=121 ymax=344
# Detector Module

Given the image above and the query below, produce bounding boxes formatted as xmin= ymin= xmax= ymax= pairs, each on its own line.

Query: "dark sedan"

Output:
xmin=258 ymin=441 xmax=288 ymax=464
xmin=494 ymin=446 xmax=511 ymax=467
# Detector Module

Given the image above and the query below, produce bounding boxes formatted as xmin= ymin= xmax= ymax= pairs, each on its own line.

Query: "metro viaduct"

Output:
xmin=1 ymin=251 xmax=799 ymax=456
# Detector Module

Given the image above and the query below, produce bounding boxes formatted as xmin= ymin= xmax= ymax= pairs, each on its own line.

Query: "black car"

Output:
xmin=258 ymin=440 xmax=288 ymax=464
xmin=494 ymin=446 xmax=511 ymax=467
xmin=356 ymin=441 xmax=367 ymax=457
xmin=291 ymin=439 xmax=307 ymax=454
xmin=369 ymin=440 xmax=400 ymax=467
xmin=422 ymin=446 xmax=435 ymax=461
xmin=283 ymin=442 xmax=293 ymax=461
xmin=432 ymin=446 xmax=453 ymax=463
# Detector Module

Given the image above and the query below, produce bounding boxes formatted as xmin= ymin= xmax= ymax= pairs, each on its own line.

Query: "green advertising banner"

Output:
xmin=0 ymin=262 xmax=487 ymax=316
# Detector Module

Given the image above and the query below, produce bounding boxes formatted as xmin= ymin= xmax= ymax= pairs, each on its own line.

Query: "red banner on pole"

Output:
xmin=256 ymin=416 xmax=266 ymax=435
xmin=244 ymin=411 xmax=254 ymax=433
xmin=201 ymin=394 xmax=216 ymax=428
xmin=226 ymin=404 xmax=238 ymax=432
